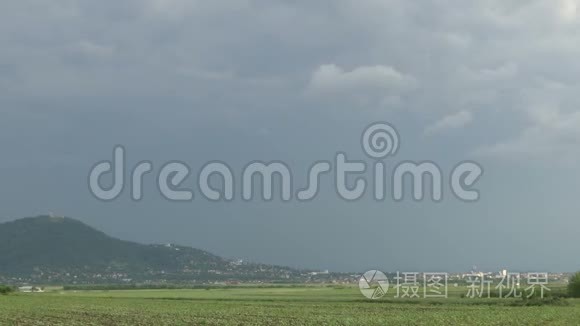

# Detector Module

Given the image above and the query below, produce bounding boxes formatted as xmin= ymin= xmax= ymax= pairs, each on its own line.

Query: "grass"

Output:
xmin=0 ymin=286 xmax=579 ymax=325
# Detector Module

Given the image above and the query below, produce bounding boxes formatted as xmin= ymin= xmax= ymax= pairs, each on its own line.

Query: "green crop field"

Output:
xmin=1 ymin=286 xmax=579 ymax=325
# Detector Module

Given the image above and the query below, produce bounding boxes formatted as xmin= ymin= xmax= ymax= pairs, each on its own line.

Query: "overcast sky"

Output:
xmin=1 ymin=0 xmax=580 ymax=273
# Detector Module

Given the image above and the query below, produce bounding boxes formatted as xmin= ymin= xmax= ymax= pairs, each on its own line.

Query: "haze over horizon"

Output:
xmin=1 ymin=1 xmax=580 ymax=274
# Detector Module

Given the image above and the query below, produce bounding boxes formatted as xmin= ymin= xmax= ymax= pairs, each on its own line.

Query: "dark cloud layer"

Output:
xmin=1 ymin=0 xmax=579 ymax=272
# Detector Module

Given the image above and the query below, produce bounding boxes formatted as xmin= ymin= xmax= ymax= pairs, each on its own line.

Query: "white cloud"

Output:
xmin=466 ymin=63 xmax=519 ymax=82
xmin=558 ymin=0 xmax=579 ymax=22
xmin=74 ymin=41 xmax=115 ymax=59
xmin=307 ymin=64 xmax=415 ymax=108
xmin=309 ymin=64 xmax=414 ymax=93
xmin=476 ymin=107 xmax=580 ymax=161
xmin=424 ymin=111 xmax=474 ymax=136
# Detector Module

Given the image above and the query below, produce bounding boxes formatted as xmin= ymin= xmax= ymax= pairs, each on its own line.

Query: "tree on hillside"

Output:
xmin=569 ymin=272 xmax=580 ymax=298
xmin=0 ymin=285 xmax=14 ymax=295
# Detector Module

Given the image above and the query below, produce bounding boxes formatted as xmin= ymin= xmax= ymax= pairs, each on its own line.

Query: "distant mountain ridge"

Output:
xmin=0 ymin=216 xmax=304 ymax=284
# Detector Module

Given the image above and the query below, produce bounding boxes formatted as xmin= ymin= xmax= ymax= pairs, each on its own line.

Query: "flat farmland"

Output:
xmin=1 ymin=286 xmax=579 ymax=325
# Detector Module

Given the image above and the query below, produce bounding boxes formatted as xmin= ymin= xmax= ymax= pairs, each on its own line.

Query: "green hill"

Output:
xmin=0 ymin=216 xmax=300 ymax=284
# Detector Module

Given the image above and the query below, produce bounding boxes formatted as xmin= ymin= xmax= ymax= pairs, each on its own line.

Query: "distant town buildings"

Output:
xmin=18 ymin=286 xmax=44 ymax=293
